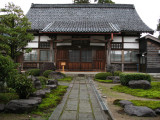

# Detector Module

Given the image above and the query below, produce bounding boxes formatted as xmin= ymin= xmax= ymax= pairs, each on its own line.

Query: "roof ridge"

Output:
xmin=31 ymin=3 xmax=135 ymax=9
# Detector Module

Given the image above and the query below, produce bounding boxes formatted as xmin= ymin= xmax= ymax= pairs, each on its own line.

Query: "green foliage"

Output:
xmin=32 ymin=86 xmax=68 ymax=115
xmin=95 ymin=72 xmax=112 ymax=80
xmin=0 ymin=2 xmax=34 ymax=59
xmin=27 ymin=69 xmax=40 ymax=76
xmin=0 ymin=54 xmax=18 ymax=89
xmin=130 ymin=100 xmax=160 ymax=110
xmin=74 ymin=0 xmax=90 ymax=3
xmin=14 ymin=74 xmax=34 ymax=99
xmin=97 ymin=0 xmax=115 ymax=4
xmin=114 ymin=71 xmax=122 ymax=76
xmin=38 ymin=76 xmax=48 ymax=86
xmin=112 ymin=82 xmax=160 ymax=99
xmin=95 ymin=79 xmax=113 ymax=83
xmin=43 ymin=70 xmax=53 ymax=78
xmin=120 ymin=73 xmax=151 ymax=86
xmin=0 ymin=93 xmax=19 ymax=104
xmin=58 ymin=76 xmax=73 ymax=82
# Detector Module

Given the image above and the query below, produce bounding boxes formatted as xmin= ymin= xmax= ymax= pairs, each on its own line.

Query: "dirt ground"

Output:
xmin=96 ymin=82 xmax=160 ymax=120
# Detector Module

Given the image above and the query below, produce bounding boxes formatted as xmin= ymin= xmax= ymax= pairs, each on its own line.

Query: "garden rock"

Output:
xmin=124 ymin=105 xmax=156 ymax=117
xmin=46 ymin=85 xmax=57 ymax=90
xmin=119 ymin=100 xmax=133 ymax=107
xmin=29 ymin=97 xmax=42 ymax=104
xmin=113 ymin=76 xmax=120 ymax=83
xmin=34 ymin=79 xmax=42 ymax=89
xmin=5 ymin=99 xmax=39 ymax=113
xmin=44 ymin=87 xmax=51 ymax=93
xmin=48 ymin=71 xmax=64 ymax=80
xmin=107 ymin=76 xmax=115 ymax=80
xmin=128 ymin=80 xmax=151 ymax=89
xmin=155 ymin=108 xmax=160 ymax=115
xmin=31 ymin=90 xmax=46 ymax=98
xmin=0 ymin=104 xmax=5 ymax=112
xmin=48 ymin=79 xmax=58 ymax=86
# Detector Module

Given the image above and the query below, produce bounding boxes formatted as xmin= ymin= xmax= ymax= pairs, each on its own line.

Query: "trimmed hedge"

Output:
xmin=27 ymin=69 xmax=40 ymax=76
xmin=95 ymin=72 xmax=112 ymax=80
xmin=114 ymin=71 xmax=122 ymax=76
xmin=120 ymin=73 xmax=151 ymax=86
xmin=43 ymin=70 xmax=53 ymax=78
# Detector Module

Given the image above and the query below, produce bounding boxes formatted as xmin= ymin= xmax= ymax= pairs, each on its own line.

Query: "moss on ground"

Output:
xmin=58 ymin=76 xmax=73 ymax=82
xmin=95 ymin=79 xmax=113 ymax=83
xmin=130 ymin=100 xmax=160 ymax=109
xmin=112 ymin=82 xmax=160 ymax=99
xmin=31 ymin=85 xmax=68 ymax=119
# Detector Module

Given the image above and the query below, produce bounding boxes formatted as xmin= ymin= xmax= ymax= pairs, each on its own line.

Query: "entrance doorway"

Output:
xmin=56 ymin=46 xmax=105 ymax=71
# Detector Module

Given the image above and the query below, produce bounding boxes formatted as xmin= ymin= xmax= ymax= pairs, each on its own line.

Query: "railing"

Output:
xmin=111 ymin=43 xmax=122 ymax=49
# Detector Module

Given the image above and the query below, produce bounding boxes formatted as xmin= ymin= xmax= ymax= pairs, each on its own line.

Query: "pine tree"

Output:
xmin=0 ymin=2 xmax=34 ymax=60
xmin=95 ymin=0 xmax=115 ymax=4
xmin=74 ymin=0 xmax=90 ymax=4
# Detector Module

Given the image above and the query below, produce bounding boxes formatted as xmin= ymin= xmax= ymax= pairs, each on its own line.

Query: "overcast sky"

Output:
xmin=0 ymin=0 xmax=160 ymax=37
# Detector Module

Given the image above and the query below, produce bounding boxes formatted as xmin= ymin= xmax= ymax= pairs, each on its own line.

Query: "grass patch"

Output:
xmin=112 ymin=82 xmax=160 ymax=99
xmin=0 ymin=93 xmax=19 ymax=104
xmin=32 ymin=85 xmax=68 ymax=119
xmin=130 ymin=100 xmax=160 ymax=109
xmin=95 ymin=79 xmax=113 ymax=83
xmin=58 ymin=76 xmax=73 ymax=82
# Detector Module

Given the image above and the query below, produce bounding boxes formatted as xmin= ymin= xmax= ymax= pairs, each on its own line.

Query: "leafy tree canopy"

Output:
xmin=74 ymin=0 xmax=90 ymax=4
xmin=0 ymin=2 xmax=34 ymax=60
xmin=95 ymin=0 xmax=115 ymax=4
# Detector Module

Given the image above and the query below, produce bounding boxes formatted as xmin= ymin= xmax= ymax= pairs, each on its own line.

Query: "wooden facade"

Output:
xmin=20 ymin=33 xmax=143 ymax=72
xmin=139 ymin=35 xmax=160 ymax=73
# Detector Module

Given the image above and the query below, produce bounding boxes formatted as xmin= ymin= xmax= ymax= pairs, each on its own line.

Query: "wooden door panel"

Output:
xmin=68 ymin=63 xmax=80 ymax=71
xmin=81 ymin=63 xmax=92 ymax=71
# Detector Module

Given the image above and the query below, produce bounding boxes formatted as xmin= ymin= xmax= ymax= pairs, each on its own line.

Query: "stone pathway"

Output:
xmin=49 ymin=76 xmax=109 ymax=120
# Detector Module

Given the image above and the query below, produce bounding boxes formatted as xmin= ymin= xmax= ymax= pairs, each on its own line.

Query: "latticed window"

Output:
xmin=39 ymin=42 xmax=50 ymax=48
xmin=111 ymin=51 xmax=122 ymax=62
xmin=124 ymin=51 xmax=138 ymax=62
xmin=24 ymin=50 xmax=38 ymax=61
xmin=40 ymin=50 xmax=50 ymax=61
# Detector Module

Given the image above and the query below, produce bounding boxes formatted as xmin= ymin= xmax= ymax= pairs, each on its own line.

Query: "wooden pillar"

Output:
xmin=50 ymin=40 xmax=54 ymax=62
xmin=107 ymin=33 xmax=114 ymax=67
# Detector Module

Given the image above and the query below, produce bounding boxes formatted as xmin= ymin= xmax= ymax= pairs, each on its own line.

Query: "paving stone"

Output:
xmin=65 ymin=99 xmax=78 ymax=111
xmin=60 ymin=111 xmax=77 ymax=120
xmin=79 ymin=112 xmax=94 ymax=120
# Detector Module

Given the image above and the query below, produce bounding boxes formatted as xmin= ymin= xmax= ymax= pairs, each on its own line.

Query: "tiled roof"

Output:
xmin=26 ymin=3 xmax=153 ymax=33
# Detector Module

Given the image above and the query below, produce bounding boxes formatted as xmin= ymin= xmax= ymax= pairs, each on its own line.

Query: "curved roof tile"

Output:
xmin=26 ymin=3 xmax=153 ymax=33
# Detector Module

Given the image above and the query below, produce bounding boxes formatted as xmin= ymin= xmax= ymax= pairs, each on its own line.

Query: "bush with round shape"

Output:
xmin=95 ymin=72 xmax=112 ymax=80
xmin=43 ymin=70 xmax=53 ymax=78
xmin=38 ymin=76 xmax=48 ymax=85
xmin=114 ymin=71 xmax=122 ymax=76
xmin=120 ymin=73 xmax=151 ymax=86
xmin=14 ymin=74 xmax=34 ymax=99
xmin=27 ymin=69 xmax=40 ymax=76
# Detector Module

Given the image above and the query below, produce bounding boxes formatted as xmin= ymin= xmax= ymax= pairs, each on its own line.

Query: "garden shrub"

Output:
xmin=120 ymin=73 xmax=151 ymax=86
xmin=27 ymin=69 xmax=40 ymax=76
xmin=0 ymin=54 xmax=18 ymax=91
xmin=14 ymin=74 xmax=34 ymax=99
xmin=43 ymin=70 xmax=53 ymax=78
xmin=114 ymin=71 xmax=122 ymax=76
xmin=95 ymin=72 xmax=112 ymax=80
xmin=38 ymin=76 xmax=48 ymax=86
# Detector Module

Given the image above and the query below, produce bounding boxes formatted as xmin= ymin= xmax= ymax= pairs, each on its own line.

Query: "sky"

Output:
xmin=0 ymin=0 xmax=160 ymax=37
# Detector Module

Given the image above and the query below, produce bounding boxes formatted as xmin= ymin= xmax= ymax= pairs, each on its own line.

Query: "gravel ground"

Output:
xmin=96 ymin=82 xmax=160 ymax=120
